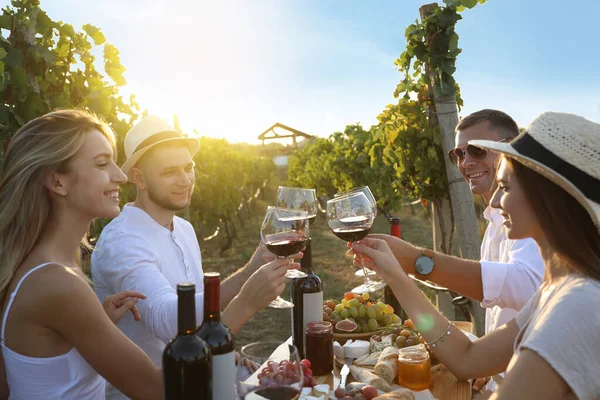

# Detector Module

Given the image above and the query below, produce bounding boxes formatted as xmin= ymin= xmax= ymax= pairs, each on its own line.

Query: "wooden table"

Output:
xmin=247 ymin=337 xmax=472 ymax=400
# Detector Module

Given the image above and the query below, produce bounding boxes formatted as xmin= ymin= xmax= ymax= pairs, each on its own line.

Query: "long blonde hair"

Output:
xmin=0 ymin=109 xmax=117 ymax=294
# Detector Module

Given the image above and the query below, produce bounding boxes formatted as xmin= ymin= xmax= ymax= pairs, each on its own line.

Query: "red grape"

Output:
xmin=334 ymin=387 xmax=346 ymax=398
xmin=301 ymin=359 xmax=311 ymax=369
xmin=361 ymin=386 xmax=378 ymax=400
xmin=305 ymin=368 xmax=313 ymax=377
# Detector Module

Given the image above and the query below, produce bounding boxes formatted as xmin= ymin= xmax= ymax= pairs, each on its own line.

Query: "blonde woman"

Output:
xmin=0 ymin=110 xmax=162 ymax=399
xmin=352 ymin=112 xmax=600 ymax=399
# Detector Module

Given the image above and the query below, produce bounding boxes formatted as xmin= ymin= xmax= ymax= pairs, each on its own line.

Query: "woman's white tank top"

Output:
xmin=1 ymin=263 xmax=105 ymax=399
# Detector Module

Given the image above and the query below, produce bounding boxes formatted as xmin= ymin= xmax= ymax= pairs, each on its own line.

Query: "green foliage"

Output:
xmin=191 ymin=137 xmax=275 ymax=237
xmin=0 ymin=0 xmax=140 ymax=158
xmin=288 ymin=124 xmax=402 ymax=215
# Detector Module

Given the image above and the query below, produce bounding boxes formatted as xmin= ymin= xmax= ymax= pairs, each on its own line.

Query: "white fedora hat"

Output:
xmin=121 ymin=116 xmax=200 ymax=177
xmin=470 ymin=112 xmax=600 ymax=233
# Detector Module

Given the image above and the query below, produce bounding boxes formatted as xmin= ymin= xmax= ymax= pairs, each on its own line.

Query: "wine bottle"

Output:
xmin=384 ymin=217 xmax=406 ymax=321
xmin=197 ymin=273 xmax=236 ymax=400
xmin=163 ymin=283 xmax=212 ymax=399
xmin=290 ymin=239 xmax=323 ymax=359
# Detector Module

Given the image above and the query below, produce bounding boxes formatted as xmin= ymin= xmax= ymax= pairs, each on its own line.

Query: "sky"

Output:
xmin=4 ymin=0 xmax=600 ymax=143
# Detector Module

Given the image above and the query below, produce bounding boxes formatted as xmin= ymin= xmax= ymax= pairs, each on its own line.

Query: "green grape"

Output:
xmin=330 ymin=311 xmax=340 ymax=320
xmin=361 ymin=323 xmax=369 ymax=333
xmin=366 ymin=307 xmax=376 ymax=319
xmin=354 ymin=324 xmax=362 ymax=333
xmin=358 ymin=305 xmax=367 ymax=318
xmin=376 ymin=302 xmax=387 ymax=310
xmin=349 ymin=306 xmax=358 ymax=318
xmin=374 ymin=308 xmax=383 ymax=320
xmin=367 ymin=318 xmax=379 ymax=331
xmin=335 ymin=304 xmax=345 ymax=313
xmin=356 ymin=318 xmax=367 ymax=325
xmin=341 ymin=298 xmax=349 ymax=306
xmin=391 ymin=313 xmax=400 ymax=323
xmin=347 ymin=298 xmax=360 ymax=308
xmin=340 ymin=309 xmax=350 ymax=319
xmin=382 ymin=314 xmax=393 ymax=326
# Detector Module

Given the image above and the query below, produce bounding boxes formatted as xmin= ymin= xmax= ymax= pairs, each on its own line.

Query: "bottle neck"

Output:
xmin=204 ymin=278 xmax=221 ymax=323
xmin=300 ymin=239 xmax=313 ymax=273
xmin=178 ymin=289 xmax=197 ymax=335
xmin=390 ymin=218 xmax=401 ymax=238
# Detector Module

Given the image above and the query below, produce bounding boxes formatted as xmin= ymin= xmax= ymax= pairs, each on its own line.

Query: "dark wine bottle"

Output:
xmin=384 ymin=217 xmax=406 ymax=321
xmin=197 ymin=273 xmax=236 ymax=400
xmin=290 ymin=239 xmax=323 ymax=359
xmin=163 ymin=283 xmax=211 ymax=399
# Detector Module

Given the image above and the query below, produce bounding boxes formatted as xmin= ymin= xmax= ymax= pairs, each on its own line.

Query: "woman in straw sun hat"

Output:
xmin=351 ymin=112 xmax=600 ymax=399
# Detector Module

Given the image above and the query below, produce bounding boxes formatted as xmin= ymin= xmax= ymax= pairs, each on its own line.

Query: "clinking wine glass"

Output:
xmin=327 ymin=192 xmax=382 ymax=294
xmin=237 ymin=341 xmax=304 ymax=400
xmin=261 ymin=207 xmax=309 ymax=309
xmin=333 ymin=187 xmax=386 ymax=292
xmin=276 ymin=186 xmax=318 ymax=279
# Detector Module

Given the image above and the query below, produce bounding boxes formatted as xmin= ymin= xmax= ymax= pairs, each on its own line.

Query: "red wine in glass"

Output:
xmin=266 ymin=239 xmax=309 ymax=257
xmin=244 ymin=386 xmax=300 ymax=400
xmin=332 ymin=227 xmax=371 ymax=242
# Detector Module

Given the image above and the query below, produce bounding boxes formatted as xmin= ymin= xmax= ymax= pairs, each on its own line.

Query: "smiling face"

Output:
xmin=134 ymin=142 xmax=195 ymax=212
xmin=489 ymin=157 xmax=541 ymax=240
xmin=455 ymin=121 xmax=505 ymax=203
xmin=59 ymin=129 xmax=127 ymax=219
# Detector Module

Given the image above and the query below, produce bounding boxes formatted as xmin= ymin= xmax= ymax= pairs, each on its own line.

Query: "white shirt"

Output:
xmin=480 ymin=206 xmax=544 ymax=333
xmin=512 ymin=275 xmax=600 ymax=399
xmin=91 ymin=204 xmax=204 ymax=400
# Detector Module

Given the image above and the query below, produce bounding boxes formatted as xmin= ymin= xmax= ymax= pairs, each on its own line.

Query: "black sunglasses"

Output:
xmin=447 ymin=138 xmax=510 ymax=164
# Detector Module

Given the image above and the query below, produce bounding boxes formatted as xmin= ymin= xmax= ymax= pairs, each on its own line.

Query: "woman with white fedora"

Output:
xmin=351 ymin=112 xmax=600 ymax=399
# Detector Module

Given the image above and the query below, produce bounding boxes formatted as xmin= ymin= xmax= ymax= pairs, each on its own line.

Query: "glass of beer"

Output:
xmin=397 ymin=347 xmax=431 ymax=391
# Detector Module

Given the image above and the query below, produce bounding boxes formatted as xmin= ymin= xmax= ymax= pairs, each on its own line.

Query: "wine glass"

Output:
xmin=261 ymin=207 xmax=309 ymax=309
xmin=276 ymin=186 xmax=318 ymax=279
xmin=237 ymin=341 xmax=304 ymax=400
xmin=334 ymin=187 xmax=386 ymax=292
xmin=327 ymin=192 xmax=384 ymax=294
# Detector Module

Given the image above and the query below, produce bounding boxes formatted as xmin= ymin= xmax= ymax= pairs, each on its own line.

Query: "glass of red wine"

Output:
xmin=261 ymin=206 xmax=309 ymax=309
xmin=276 ymin=186 xmax=318 ymax=279
xmin=237 ymin=341 xmax=304 ymax=400
xmin=334 ymin=186 xmax=385 ymax=291
xmin=327 ymin=192 xmax=382 ymax=294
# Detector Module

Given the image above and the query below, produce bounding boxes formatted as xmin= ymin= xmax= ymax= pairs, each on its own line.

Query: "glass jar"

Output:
xmin=397 ymin=346 xmax=431 ymax=391
xmin=304 ymin=321 xmax=333 ymax=376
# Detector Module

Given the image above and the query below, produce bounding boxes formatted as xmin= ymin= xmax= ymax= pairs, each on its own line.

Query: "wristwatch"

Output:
xmin=414 ymin=248 xmax=435 ymax=277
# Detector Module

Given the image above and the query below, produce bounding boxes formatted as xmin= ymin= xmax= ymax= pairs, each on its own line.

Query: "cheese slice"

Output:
xmin=343 ymin=340 xmax=370 ymax=359
xmin=355 ymin=350 xmax=382 ymax=366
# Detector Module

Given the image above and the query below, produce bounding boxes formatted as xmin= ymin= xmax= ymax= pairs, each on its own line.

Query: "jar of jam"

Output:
xmin=304 ymin=321 xmax=333 ymax=376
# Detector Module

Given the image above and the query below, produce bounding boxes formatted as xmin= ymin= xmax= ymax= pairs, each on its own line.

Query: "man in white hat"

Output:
xmin=91 ymin=116 xmax=297 ymax=400
xmin=369 ymin=109 xmax=545 ymax=392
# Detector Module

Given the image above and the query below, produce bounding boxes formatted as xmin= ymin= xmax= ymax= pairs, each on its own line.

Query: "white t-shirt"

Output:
xmin=91 ymin=204 xmax=204 ymax=400
xmin=510 ymin=274 xmax=600 ymax=400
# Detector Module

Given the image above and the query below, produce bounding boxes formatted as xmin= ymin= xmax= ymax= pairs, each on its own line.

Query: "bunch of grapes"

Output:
xmin=334 ymin=385 xmax=378 ymax=400
xmin=323 ymin=292 xmax=400 ymax=333
xmin=255 ymin=358 xmax=315 ymax=388
xmin=372 ymin=319 xmax=424 ymax=348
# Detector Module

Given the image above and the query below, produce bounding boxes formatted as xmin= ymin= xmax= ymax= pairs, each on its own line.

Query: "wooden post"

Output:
xmin=420 ymin=3 xmax=485 ymax=335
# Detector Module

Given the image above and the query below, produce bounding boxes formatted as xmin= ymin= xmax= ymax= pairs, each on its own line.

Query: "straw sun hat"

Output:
xmin=121 ymin=116 xmax=200 ymax=177
xmin=470 ymin=112 xmax=600 ymax=233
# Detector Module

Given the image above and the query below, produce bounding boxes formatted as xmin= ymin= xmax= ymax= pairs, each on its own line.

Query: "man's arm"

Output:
xmin=369 ymin=234 xmax=485 ymax=301
xmin=369 ymin=234 xmax=544 ymax=310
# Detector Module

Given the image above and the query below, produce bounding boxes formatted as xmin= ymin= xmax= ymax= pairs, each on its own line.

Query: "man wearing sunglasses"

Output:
xmin=369 ymin=109 xmax=544 ymax=393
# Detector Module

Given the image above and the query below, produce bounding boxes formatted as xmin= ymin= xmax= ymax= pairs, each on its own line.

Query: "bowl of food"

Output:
xmin=324 ymin=293 xmax=401 ymax=346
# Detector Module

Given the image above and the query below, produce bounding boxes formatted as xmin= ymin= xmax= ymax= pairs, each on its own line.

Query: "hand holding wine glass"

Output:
xmin=261 ymin=207 xmax=309 ymax=309
xmin=327 ymin=192 xmax=382 ymax=294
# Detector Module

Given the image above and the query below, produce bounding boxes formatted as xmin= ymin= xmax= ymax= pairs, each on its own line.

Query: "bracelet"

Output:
xmin=425 ymin=321 xmax=455 ymax=350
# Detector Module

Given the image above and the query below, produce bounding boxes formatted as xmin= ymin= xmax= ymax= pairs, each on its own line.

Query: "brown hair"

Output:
xmin=456 ymin=109 xmax=520 ymax=140
xmin=0 ymin=109 xmax=116 ymax=294
xmin=505 ymin=157 xmax=600 ymax=281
